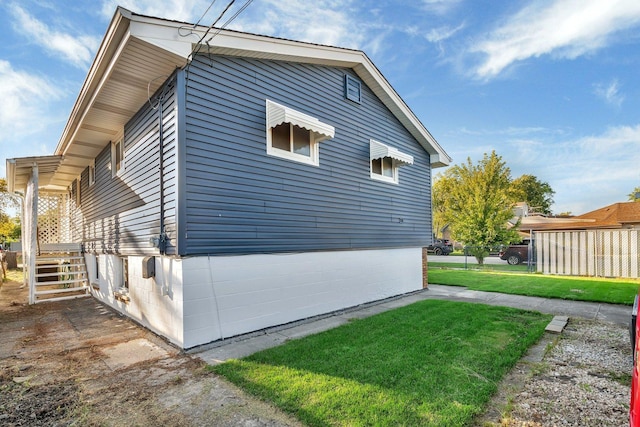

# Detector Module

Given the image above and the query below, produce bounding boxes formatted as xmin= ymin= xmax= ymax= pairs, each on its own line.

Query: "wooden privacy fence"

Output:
xmin=534 ymin=229 xmax=640 ymax=278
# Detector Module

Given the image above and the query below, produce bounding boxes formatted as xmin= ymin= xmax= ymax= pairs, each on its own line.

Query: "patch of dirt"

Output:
xmin=0 ymin=276 xmax=301 ymax=426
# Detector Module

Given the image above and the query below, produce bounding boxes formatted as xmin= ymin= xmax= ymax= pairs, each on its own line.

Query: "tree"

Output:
xmin=510 ymin=174 xmax=555 ymax=215
xmin=431 ymin=172 xmax=455 ymax=239
xmin=433 ymin=151 xmax=520 ymax=264
xmin=0 ymin=178 xmax=20 ymax=246
xmin=0 ymin=212 xmax=20 ymax=244
xmin=629 ymin=187 xmax=640 ymax=202
xmin=0 ymin=178 xmax=19 ymax=212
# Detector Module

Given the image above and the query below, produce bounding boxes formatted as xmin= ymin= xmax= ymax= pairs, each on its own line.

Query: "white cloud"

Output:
xmin=458 ymin=126 xmax=564 ymax=137
xmin=577 ymin=124 xmax=640 ymax=154
xmin=593 ymin=79 xmax=624 ymax=107
xmin=231 ymin=0 xmax=366 ymax=49
xmin=421 ymin=0 xmax=462 ymax=15
xmin=521 ymin=125 xmax=640 ymax=213
xmin=470 ymin=0 xmax=640 ymax=79
xmin=0 ymin=60 xmax=63 ymax=139
xmin=100 ymin=0 xmax=212 ymax=23
xmin=9 ymin=4 xmax=100 ymax=69
xmin=426 ymin=23 xmax=465 ymax=43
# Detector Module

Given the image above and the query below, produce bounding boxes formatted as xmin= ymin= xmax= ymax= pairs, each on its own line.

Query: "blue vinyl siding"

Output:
xmin=79 ymin=76 xmax=178 ymax=256
xmin=182 ymin=55 xmax=432 ymax=255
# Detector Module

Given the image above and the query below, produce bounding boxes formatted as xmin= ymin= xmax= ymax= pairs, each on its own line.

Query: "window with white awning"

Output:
xmin=369 ymin=139 xmax=413 ymax=184
xmin=266 ymin=100 xmax=335 ymax=166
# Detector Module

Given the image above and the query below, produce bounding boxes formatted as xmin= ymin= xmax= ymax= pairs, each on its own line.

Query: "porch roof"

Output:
xmin=6 ymin=156 xmax=64 ymax=194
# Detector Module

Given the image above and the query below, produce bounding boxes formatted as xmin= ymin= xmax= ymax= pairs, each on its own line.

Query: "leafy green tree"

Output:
xmin=629 ymin=187 xmax=640 ymax=201
xmin=0 ymin=178 xmax=20 ymax=246
xmin=432 ymin=172 xmax=455 ymax=239
xmin=0 ymin=212 xmax=20 ymax=244
xmin=433 ymin=151 xmax=520 ymax=264
xmin=0 ymin=178 xmax=19 ymax=212
xmin=510 ymin=174 xmax=555 ymax=215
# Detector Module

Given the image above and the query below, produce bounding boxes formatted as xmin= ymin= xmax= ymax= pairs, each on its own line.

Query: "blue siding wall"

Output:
xmin=182 ymin=55 xmax=432 ymax=255
xmin=79 ymin=76 xmax=178 ymax=256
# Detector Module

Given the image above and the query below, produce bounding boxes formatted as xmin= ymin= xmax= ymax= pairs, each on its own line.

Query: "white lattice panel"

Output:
xmin=37 ymin=193 xmax=70 ymax=245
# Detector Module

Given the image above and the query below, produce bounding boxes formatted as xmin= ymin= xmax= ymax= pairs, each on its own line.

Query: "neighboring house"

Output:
xmin=520 ymin=202 xmax=640 ymax=278
xmin=5 ymin=8 xmax=451 ymax=349
xmin=522 ymin=202 xmax=640 ymax=231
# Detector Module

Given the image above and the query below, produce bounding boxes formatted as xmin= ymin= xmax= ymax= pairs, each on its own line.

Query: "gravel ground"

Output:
xmin=488 ymin=318 xmax=632 ymax=427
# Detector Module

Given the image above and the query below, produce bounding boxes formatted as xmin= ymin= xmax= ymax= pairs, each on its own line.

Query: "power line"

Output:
xmin=184 ymin=0 xmax=254 ymax=71
xmin=178 ymin=0 xmax=220 ymax=37
xmin=205 ymin=0 xmax=254 ymax=44
xmin=194 ymin=0 xmax=218 ymax=27
xmin=195 ymin=0 xmax=236 ymax=49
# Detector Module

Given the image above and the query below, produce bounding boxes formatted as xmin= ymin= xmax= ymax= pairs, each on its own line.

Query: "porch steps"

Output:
xmin=36 ymin=256 xmax=85 ymax=263
xmin=34 ymin=247 xmax=89 ymax=303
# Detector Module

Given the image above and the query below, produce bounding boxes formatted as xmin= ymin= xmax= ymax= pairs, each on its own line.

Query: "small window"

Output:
xmin=344 ymin=74 xmax=362 ymax=104
xmin=114 ymin=256 xmax=130 ymax=303
xmin=371 ymin=157 xmax=394 ymax=178
xmin=121 ymin=257 xmax=129 ymax=290
xmin=112 ymin=139 xmax=124 ymax=177
xmin=272 ymin=123 xmax=312 ymax=157
xmin=76 ymin=177 xmax=81 ymax=206
xmin=369 ymin=139 xmax=413 ymax=184
xmin=266 ymin=100 xmax=335 ymax=166
xmin=88 ymin=161 xmax=95 ymax=186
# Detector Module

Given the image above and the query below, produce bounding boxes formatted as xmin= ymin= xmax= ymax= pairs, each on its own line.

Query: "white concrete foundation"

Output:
xmin=88 ymin=247 xmax=423 ymax=349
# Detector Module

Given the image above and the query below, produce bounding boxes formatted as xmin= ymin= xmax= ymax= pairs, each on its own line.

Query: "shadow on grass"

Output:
xmin=213 ymin=300 xmax=551 ymax=426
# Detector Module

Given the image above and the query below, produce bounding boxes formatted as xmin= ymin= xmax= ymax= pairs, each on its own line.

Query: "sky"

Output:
xmin=1 ymin=0 xmax=640 ymax=215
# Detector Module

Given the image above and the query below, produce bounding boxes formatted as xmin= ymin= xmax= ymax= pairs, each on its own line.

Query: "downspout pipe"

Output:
xmin=150 ymin=73 xmax=176 ymax=255
xmin=158 ymin=93 xmax=167 ymax=255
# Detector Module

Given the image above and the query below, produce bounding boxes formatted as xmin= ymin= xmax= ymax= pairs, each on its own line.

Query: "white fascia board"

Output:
xmin=6 ymin=159 xmax=16 ymax=193
xmin=127 ymin=12 xmax=363 ymax=67
xmin=204 ymin=31 xmax=362 ymax=67
xmin=54 ymin=10 xmax=130 ymax=156
xmin=128 ymin=19 xmax=194 ymax=59
xmin=59 ymin=30 xmax=133 ymax=157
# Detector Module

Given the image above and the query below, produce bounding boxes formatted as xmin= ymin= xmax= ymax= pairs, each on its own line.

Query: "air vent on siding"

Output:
xmin=344 ymin=74 xmax=362 ymax=104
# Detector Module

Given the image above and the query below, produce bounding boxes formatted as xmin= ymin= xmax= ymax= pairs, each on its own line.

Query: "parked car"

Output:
xmin=498 ymin=240 xmax=530 ymax=265
xmin=427 ymin=239 xmax=453 ymax=255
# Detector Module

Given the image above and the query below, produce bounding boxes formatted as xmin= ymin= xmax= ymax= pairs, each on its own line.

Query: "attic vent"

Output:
xmin=344 ymin=74 xmax=361 ymax=104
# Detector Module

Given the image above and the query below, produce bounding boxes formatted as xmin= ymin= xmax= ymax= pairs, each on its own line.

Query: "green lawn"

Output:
xmin=428 ymin=267 xmax=639 ymax=305
xmin=213 ymin=300 xmax=551 ymax=427
xmin=429 ymin=261 xmax=529 ymax=273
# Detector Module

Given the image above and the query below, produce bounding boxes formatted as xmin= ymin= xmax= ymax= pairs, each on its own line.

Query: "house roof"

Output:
xmin=520 ymin=202 xmax=640 ymax=231
xmin=574 ymin=202 xmax=640 ymax=226
xmin=6 ymin=7 xmax=451 ymax=194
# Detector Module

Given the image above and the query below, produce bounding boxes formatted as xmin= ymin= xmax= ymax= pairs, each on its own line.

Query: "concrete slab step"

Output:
xmin=545 ymin=315 xmax=569 ymax=333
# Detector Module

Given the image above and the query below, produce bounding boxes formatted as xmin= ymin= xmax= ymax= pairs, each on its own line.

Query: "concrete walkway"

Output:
xmin=193 ymin=284 xmax=632 ymax=365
